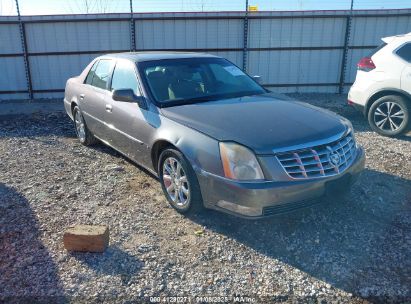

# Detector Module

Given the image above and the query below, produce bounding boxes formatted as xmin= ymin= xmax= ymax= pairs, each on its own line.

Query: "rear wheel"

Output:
xmin=73 ymin=106 xmax=97 ymax=146
xmin=158 ymin=148 xmax=203 ymax=215
xmin=368 ymin=95 xmax=409 ymax=137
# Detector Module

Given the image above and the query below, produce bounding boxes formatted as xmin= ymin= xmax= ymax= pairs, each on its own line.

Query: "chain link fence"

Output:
xmin=2 ymin=0 xmax=411 ymax=15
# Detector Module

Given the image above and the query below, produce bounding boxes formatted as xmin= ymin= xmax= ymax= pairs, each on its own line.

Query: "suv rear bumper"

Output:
xmin=348 ymin=84 xmax=368 ymax=115
xmin=349 ymin=102 xmax=366 ymax=116
xmin=197 ymin=147 xmax=365 ymax=218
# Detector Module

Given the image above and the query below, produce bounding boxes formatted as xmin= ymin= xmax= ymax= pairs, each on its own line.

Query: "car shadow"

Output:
xmin=89 ymin=143 xmax=159 ymax=180
xmin=0 ymin=183 xmax=66 ymax=302
xmin=69 ymin=245 xmax=144 ymax=285
xmin=187 ymin=168 xmax=411 ymax=302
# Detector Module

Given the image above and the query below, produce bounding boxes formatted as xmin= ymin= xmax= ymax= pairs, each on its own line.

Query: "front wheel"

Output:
xmin=158 ymin=148 xmax=204 ymax=215
xmin=368 ymin=95 xmax=409 ymax=137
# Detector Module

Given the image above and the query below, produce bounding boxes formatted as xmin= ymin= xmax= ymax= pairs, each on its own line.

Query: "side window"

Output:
xmin=111 ymin=60 xmax=140 ymax=96
xmin=396 ymin=43 xmax=411 ymax=63
xmin=85 ymin=61 xmax=98 ymax=85
xmin=91 ymin=59 xmax=114 ymax=90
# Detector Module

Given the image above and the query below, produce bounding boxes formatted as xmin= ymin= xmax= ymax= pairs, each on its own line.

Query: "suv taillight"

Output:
xmin=357 ymin=57 xmax=376 ymax=72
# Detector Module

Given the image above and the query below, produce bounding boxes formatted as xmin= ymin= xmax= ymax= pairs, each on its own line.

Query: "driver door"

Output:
xmin=105 ymin=59 xmax=150 ymax=165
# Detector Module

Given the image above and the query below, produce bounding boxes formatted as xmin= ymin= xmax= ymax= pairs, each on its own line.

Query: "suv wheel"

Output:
xmin=158 ymin=148 xmax=203 ymax=215
xmin=368 ymin=95 xmax=409 ymax=136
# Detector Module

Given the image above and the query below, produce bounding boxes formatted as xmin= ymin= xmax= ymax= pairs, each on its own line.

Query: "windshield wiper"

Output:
xmin=178 ymin=91 xmax=261 ymax=104
xmin=181 ymin=95 xmax=220 ymax=103
xmin=161 ymin=90 xmax=265 ymax=107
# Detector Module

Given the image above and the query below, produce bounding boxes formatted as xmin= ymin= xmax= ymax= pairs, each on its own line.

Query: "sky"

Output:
xmin=0 ymin=0 xmax=410 ymax=16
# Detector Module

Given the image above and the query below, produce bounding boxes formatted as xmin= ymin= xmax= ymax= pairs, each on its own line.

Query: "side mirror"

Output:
xmin=112 ymin=89 xmax=146 ymax=109
xmin=252 ymin=75 xmax=262 ymax=84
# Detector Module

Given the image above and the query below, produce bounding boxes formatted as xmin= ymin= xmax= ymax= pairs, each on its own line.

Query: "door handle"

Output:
xmin=105 ymin=104 xmax=112 ymax=112
xmin=79 ymin=94 xmax=85 ymax=100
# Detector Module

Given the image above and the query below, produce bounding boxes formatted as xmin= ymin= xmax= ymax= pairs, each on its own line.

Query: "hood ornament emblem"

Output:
xmin=327 ymin=146 xmax=341 ymax=167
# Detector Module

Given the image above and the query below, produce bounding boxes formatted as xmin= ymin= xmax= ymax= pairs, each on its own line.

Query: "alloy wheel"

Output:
xmin=162 ymin=157 xmax=190 ymax=207
xmin=373 ymin=101 xmax=405 ymax=132
xmin=74 ymin=110 xmax=86 ymax=142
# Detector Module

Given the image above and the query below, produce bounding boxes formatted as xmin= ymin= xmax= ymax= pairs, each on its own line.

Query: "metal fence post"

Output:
xmin=130 ymin=0 xmax=136 ymax=51
xmin=15 ymin=0 xmax=33 ymax=100
xmin=242 ymin=0 xmax=249 ymax=71
xmin=338 ymin=0 xmax=354 ymax=94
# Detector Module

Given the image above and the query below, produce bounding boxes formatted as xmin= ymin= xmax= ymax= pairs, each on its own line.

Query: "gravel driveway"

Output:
xmin=1 ymin=94 xmax=410 ymax=303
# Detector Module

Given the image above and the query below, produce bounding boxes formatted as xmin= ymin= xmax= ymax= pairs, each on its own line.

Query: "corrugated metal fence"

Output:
xmin=1 ymin=9 xmax=411 ymax=100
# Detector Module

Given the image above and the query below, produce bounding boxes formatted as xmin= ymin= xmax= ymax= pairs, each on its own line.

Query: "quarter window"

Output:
xmin=85 ymin=61 xmax=98 ymax=85
xmin=111 ymin=60 xmax=140 ymax=95
xmin=91 ymin=59 xmax=114 ymax=90
xmin=396 ymin=43 xmax=411 ymax=63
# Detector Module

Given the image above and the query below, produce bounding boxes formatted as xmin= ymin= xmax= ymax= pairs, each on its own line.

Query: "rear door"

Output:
xmin=80 ymin=59 xmax=114 ymax=139
xmin=105 ymin=59 xmax=151 ymax=165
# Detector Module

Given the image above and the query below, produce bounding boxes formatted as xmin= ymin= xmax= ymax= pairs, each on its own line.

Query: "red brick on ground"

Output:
xmin=63 ymin=225 xmax=109 ymax=252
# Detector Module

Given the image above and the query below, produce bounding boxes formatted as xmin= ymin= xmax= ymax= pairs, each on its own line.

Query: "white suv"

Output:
xmin=348 ymin=32 xmax=411 ymax=136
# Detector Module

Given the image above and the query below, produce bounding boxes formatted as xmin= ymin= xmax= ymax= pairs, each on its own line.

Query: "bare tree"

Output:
xmin=297 ymin=0 xmax=303 ymax=10
xmin=0 ymin=0 xmax=15 ymax=15
xmin=94 ymin=0 xmax=111 ymax=13
xmin=197 ymin=0 xmax=208 ymax=12
xmin=66 ymin=0 xmax=112 ymax=14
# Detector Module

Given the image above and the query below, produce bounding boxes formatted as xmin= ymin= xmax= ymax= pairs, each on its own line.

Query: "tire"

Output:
xmin=368 ymin=95 xmax=409 ymax=137
xmin=72 ymin=106 xmax=97 ymax=146
xmin=158 ymin=148 xmax=204 ymax=215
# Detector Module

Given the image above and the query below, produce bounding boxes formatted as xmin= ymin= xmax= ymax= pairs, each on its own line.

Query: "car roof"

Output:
xmin=99 ymin=51 xmax=220 ymax=62
xmin=382 ymin=32 xmax=411 ymax=44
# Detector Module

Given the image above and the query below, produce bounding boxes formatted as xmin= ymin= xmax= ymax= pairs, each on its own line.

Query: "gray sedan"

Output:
xmin=64 ymin=52 xmax=365 ymax=218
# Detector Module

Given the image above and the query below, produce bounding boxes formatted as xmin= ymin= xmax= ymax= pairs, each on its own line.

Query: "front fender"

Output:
xmin=151 ymin=116 xmax=224 ymax=177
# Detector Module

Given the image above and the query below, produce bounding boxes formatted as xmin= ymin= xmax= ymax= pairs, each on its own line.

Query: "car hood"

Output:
xmin=160 ymin=93 xmax=350 ymax=155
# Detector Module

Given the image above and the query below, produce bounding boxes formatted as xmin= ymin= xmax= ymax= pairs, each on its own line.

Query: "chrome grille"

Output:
xmin=276 ymin=133 xmax=356 ymax=179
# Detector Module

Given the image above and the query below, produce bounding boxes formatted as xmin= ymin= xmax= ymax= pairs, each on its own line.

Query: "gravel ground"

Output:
xmin=1 ymin=93 xmax=410 ymax=303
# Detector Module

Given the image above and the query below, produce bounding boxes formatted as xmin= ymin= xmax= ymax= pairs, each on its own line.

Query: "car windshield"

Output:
xmin=139 ymin=57 xmax=266 ymax=106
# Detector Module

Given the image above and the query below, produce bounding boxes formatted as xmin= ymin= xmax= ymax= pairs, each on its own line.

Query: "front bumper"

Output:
xmin=197 ymin=146 xmax=365 ymax=218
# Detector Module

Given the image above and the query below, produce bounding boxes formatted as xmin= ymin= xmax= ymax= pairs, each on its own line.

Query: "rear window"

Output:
xmin=396 ymin=43 xmax=411 ymax=63
xmin=367 ymin=43 xmax=387 ymax=57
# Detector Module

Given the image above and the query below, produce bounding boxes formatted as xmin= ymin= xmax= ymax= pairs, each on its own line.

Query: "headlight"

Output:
xmin=351 ymin=130 xmax=359 ymax=149
xmin=346 ymin=123 xmax=359 ymax=149
xmin=219 ymin=142 xmax=264 ymax=180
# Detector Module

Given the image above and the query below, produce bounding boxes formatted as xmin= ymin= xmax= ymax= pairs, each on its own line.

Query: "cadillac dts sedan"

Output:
xmin=64 ymin=52 xmax=365 ymax=218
